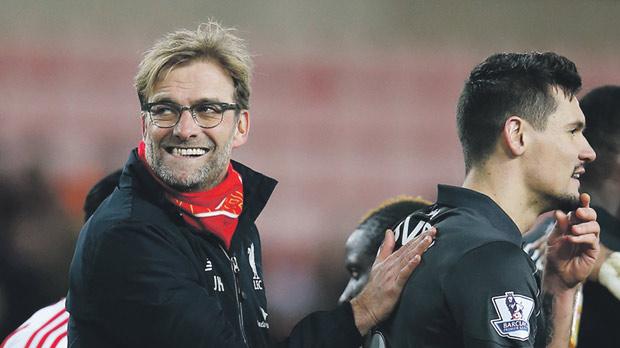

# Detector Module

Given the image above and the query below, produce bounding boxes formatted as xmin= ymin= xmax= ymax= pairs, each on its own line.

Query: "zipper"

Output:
xmin=219 ymin=244 xmax=249 ymax=346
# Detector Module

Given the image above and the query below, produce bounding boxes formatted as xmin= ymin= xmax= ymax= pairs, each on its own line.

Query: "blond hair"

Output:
xmin=135 ymin=20 xmax=252 ymax=109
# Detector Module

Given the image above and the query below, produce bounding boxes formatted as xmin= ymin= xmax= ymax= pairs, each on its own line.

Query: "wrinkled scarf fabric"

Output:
xmin=138 ymin=141 xmax=243 ymax=249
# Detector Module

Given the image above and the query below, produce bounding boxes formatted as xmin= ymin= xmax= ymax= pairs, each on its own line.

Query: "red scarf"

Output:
xmin=138 ymin=141 xmax=243 ymax=249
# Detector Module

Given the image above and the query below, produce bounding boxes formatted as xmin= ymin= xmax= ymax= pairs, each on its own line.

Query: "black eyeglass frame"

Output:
xmin=141 ymin=101 xmax=240 ymax=129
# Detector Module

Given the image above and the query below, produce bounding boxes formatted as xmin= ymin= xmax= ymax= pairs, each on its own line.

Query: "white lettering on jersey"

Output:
xmin=427 ymin=207 xmax=442 ymax=220
xmin=394 ymin=215 xmax=411 ymax=242
xmin=402 ymin=220 xmax=432 ymax=245
xmin=213 ymin=275 xmax=225 ymax=292
xmin=394 ymin=208 xmax=440 ymax=247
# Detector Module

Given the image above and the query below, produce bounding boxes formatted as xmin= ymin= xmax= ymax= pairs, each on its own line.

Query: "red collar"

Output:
xmin=137 ymin=141 xmax=243 ymax=249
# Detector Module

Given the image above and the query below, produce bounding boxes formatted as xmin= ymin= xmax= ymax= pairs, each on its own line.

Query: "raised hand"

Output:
xmin=545 ymin=193 xmax=600 ymax=290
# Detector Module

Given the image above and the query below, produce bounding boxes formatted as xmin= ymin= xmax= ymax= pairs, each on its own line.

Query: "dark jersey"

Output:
xmin=375 ymin=185 xmax=544 ymax=347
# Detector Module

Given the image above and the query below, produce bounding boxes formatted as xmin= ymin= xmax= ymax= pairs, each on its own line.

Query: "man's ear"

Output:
xmin=232 ymin=110 xmax=250 ymax=148
xmin=502 ymin=116 xmax=526 ymax=157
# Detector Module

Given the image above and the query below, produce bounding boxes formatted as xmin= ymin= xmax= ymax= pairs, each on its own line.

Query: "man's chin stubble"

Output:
xmin=552 ymin=194 xmax=581 ymax=213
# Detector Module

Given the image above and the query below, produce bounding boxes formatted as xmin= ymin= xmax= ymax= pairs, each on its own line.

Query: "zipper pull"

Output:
xmin=231 ymin=256 xmax=240 ymax=273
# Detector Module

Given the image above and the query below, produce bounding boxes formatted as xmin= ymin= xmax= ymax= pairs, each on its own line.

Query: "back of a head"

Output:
xmin=83 ymin=169 xmax=122 ymax=222
xmin=580 ymin=85 xmax=620 ymax=188
xmin=457 ymin=52 xmax=582 ymax=173
xmin=358 ymin=196 xmax=431 ymax=256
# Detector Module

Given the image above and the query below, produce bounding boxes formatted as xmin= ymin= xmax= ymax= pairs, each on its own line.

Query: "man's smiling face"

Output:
xmin=142 ymin=59 xmax=248 ymax=192
xmin=523 ymin=88 xmax=596 ymax=212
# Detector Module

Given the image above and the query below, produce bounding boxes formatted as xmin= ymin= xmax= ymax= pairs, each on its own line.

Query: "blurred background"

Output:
xmin=1 ymin=0 xmax=619 ymax=339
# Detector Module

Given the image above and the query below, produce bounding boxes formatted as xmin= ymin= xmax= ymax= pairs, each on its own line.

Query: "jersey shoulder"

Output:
xmin=392 ymin=203 xmax=513 ymax=250
xmin=1 ymin=298 xmax=68 ymax=348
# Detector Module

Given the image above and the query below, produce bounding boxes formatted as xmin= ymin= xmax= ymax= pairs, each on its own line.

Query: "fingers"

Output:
xmin=395 ymin=228 xmax=437 ymax=286
xmin=351 ymin=226 xmax=438 ymax=334
xmin=397 ymin=255 xmax=422 ymax=287
xmin=570 ymin=221 xmax=600 ymax=236
xmin=551 ymin=209 xmax=599 ymax=245
xmin=403 ymin=228 xmax=436 ymax=259
xmin=554 ymin=204 xmax=597 ymax=230
xmin=552 ymin=210 xmax=570 ymax=238
xmin=375 ymin=226 xmax=437 ymax=277
xmin=561 ymin=232 xmax=599 ymax=246
xmin=574 ymin=205 xmax=597 ymax=222
xmin=580 ymin=192 xmax=591 ymax=208
xmin=376 ymin=229 xmax=396 ymax=262
xmin=569 ymin=192 xmax=595 ymax=223
xmin=392 ymin=228 xmax=436 ymax=262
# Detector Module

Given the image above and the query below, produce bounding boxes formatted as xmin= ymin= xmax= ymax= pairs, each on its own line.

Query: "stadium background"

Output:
xmin=1 ymin=0 xmax=619 ymax=339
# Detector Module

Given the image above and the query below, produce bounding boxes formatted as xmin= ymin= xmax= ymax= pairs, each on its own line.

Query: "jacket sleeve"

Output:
xmin=272 ymin=302 xmax=363 ymax=348
xmin=443 ymin=241 xmax=541 ymax=348
xmin=79 ymin=221 xmax=248 ymax=348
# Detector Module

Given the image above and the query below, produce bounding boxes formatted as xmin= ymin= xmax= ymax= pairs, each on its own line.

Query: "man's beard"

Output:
xmin=145 ymin=135 xmax=233 ymax=192
xmin=544 ymin=192 xmax=581 ymax=213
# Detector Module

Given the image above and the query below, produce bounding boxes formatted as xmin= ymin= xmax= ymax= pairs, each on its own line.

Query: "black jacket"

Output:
xmin=67 ymin=149 xmax=362 ymax=348
xmin=378 ymin=185 xmax=544 ymax=347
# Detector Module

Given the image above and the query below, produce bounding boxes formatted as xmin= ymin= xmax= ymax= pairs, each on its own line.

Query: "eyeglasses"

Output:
xmin=141 ymin=101 xmax=240 ymax=129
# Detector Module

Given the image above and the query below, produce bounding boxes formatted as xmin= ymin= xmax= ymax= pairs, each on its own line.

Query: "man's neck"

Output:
xmin=462 ymin=165 xmax=542 ymax=234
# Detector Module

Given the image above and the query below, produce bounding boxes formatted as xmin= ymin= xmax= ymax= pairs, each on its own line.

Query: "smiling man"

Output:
xmin=66 ymin=21 xmax=434 ymax=348
xmin=140 ymin=60 xmax=242 ymax=192
xmin=374 ymin=52 xmax=600 ymax=347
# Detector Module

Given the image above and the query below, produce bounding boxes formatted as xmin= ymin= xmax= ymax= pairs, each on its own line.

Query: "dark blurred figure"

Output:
xmin=338 ymin=195 xmax=431 ymax=304
xmin=81 ymin=170 xmax=123 ymax=220
xmin=0 ymin=168 xmax=75 ymax=339
xmin=577 ymin=85 xmax=620 ymax=348
xmin=1 ymin=169 xmax=122 ymax=347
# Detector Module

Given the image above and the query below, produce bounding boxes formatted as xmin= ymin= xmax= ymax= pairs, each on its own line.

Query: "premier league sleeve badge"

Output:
xmin=489 ymin=291 xmax=535 ymax=341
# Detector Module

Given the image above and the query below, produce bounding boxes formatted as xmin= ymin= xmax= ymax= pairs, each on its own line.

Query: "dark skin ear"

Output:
xmin=502 ymin=116 xmax=526 ymax=157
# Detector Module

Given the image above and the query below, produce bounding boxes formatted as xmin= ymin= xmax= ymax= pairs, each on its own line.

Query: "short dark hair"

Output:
xmin=83 ymin=169 xmax=122 ymax=222
xmin=357 ymin=196 xmax=431 ymax=256
xmin=580 ymin=85 xmax=620 ymax=187
xmin=457 ymin=52 xmax=582 ymax=172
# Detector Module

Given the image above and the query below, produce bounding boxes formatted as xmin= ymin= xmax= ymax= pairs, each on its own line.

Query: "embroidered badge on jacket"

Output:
xmin=248 ymin=243 xmax=263 ymax=290
xmin=490 ymin=291 xmax=534 ymax=341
